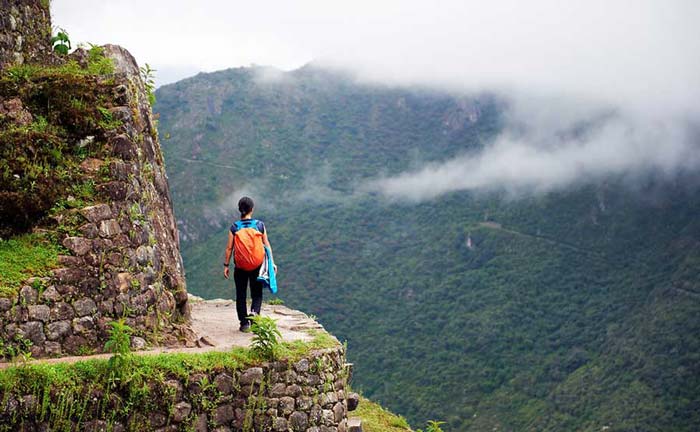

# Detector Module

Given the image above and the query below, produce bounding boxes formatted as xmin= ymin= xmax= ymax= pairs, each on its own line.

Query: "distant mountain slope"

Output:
xmin=155 ymin=66 xmax=700 ymax=431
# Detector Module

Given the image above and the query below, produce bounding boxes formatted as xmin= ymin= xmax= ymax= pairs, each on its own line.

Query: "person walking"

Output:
xmin=223 ymin=196 xmax=276 ymax=332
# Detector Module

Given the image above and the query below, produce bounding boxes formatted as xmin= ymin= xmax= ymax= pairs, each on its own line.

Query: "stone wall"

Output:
xmin=0 ymin=0 xmax=53 ymax=68
xmin=0 ymin=45 xmax=194 ymax=357
xmin=0 ymin=346 xmax=358 ymax=432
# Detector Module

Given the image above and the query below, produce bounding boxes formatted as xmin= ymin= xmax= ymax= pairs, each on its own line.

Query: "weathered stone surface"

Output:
xmin=214 ymin=373 xmax=235 ymax=394
xmin=79 ymin=158 xmax=103 ymax=174
xmin=194 ymin=414 xmax=208 ymax=432
xmin=239 ymin=367 xmax=263 ymax=386
xmin=20 ymin=321 xmax=45 ymax=345
xmin=347 ymin=393 xmax=360 ymax=411
xmin=131 ymin=336 xmax=146 ymax=350
xmin=294 ymin=358 xmax=310 ymax=373
xmin=54 ymin=268 xmax=86 ymax=284
xmin=296 ymin=396 xmax=313 ymax=411
xmin=289 ymin=411 xmax=308 ymax=432
xmin=287 ymin=384 xmax=302 ymax=397
xmin=172 ymin=401 xmax=191 ymax=423
xmin=214 ymin=404 xmax=235 ymax=425
xmin=149 ymin=412 xmax=167 ymax=428
xmin=0 ymin=98 xmax=32 ymax=126
xmin=0 ymin=298 xmax=12 ymax=312
xmin=50 ymin=302 xmax=75 ymax=321
xmin=73 ymin=298 xmax=97 ymax=316
xmin=100 ymin=181 xmax=129 ymax=201
xmin=99 ymin=219 xmax=122 ymax=238
xmin=279 ymin=396 xmax=295 ymax=416
xmin=333 ymin=402 xmax=345 ymax=422
xmin=79 ymin=223 xmax=100 ymax=239
xmin=270 ymin=383 xmax=286 ymax=398
xmin=44 ymin=341 xmax=62 ymax=356
xmin=110 ymin=135 xmax=136 ymax=160
xmin=40 ymin=286 xmax=62 ymax=303
xmin=80 ymin=204 xmax=113 ymax=223
xmin=27 ymin=305 xmax=50 ymax=322
xmin=321 ymin=392 xmax=339 ymax=408
xmin=62 ymin=237 xmax=92 ymax=256
xmin=57 ymin=255 xmax=83 ymax=267
xmin=72 ymin=316 xmax=95 ymax=333
xmin=310 ymin=404 xmax=322 ymax=425
xmin=273 ymin=417 xmax=288 ymax=431
xmin=19 ymin=286 xmax=38 ymax=304
xmin=322 ymin=409 xmax=335 ymax=426
xmin=347 ymin=417 xmax=362 ymax=432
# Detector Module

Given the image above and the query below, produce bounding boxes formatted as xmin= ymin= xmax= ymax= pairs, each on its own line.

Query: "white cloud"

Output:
xmin=363 ymin=97 xmax=699 ymax=201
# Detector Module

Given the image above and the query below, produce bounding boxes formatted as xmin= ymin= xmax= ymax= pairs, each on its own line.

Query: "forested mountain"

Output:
xmin=155 ymin=65 xmax=700 ymax=431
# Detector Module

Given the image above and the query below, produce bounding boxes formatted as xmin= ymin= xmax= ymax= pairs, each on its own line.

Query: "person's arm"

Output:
xmin=262 ymin=231 xmax=277 ymax=272
xmin=223 ymin=231 xmax=234 ymax=279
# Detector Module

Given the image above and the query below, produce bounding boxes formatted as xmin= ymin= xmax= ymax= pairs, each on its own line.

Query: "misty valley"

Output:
xmin=155 ymin=65 xmax=700 ymax=431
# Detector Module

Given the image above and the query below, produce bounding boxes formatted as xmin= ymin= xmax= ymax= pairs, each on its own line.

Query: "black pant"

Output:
xmin=234 ymin=266 xmax=263 ymax=324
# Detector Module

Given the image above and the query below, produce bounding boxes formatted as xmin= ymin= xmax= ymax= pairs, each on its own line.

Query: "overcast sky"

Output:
xmin=53 ymin=1 xmax=700 ymax=200
xmin=52 ymin=1 xmax=699 ymax=111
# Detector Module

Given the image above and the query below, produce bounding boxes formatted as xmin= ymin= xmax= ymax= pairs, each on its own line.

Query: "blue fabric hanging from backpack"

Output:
xmin=257 ymin=245 xmax=277 ymax=294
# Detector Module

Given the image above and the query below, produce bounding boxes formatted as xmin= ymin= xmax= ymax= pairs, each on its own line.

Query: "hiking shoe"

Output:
xmin=239 ymin=322 xmax=251 ymax=333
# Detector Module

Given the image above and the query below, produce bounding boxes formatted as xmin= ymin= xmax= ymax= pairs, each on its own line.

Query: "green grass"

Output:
xmin=0 ymin=233 xmax=62 ymax=297
xmin=354 ymin=396 xmax=412 ymax=431
xmin=0 ymin=332 xmax=340 ymax=431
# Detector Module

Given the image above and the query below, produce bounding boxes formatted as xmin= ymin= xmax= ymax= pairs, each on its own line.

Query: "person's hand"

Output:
xmin=273 ymin=264 xmax=278 ymax=273
xmin=224 ymin=266 xmax=230 ymax=279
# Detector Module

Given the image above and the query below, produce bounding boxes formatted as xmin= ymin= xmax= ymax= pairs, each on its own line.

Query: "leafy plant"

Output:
xmin=140 ymin=63 xmax=157 ymax=106
xmin=105 ymin=319 xmax=133 ymax=386
xmin=249 ymin=315 xmax=281 ymax=360
xmin=51 ymin=28 xmax=71 ymax=55
xmin=267 ymin=297 xmax=284 ymax=305
xmin=86 ymin=44 xmax=114 ymax=75
xmin=416 ymin=420 xmax=446 ymax=432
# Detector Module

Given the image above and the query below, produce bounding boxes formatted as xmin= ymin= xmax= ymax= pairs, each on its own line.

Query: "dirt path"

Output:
xmin=478 ymin=221 xmax=603 ymax=257
xmin=0 ymin=299 xmax=325 ymax=369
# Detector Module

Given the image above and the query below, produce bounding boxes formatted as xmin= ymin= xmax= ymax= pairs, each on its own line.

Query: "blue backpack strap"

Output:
xmin=234 ymin=219 xmax=262 ymax=233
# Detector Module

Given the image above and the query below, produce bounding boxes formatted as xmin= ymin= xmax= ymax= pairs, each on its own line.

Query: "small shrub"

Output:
xmin=140 ymin=63 xmax=157 ymax=106
xmin=417 ymin=420 xmax=446 ymax=432
xmin=51 ymin=28 xmax=71 ymax=55
xmin=267 ymin=297 xmax=284 ymax=305
xmin=249 ymin=315 xmax=282 ymax=360
xmin=105 ymin=319 xmax=133 ymax=386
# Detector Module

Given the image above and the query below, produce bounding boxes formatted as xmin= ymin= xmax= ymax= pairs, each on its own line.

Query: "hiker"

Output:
xmin=223 ymin=196 xmax=276 ymax=332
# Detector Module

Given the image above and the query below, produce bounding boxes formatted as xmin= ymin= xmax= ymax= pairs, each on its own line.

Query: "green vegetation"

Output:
xmin=155 ymin=66 xmax=700 ymax=430
xmin=50 ymin=28 xmax=71 ymax=55
xmin=105 ymin=319 xmax=134 ymax=385
xmin=354 ymin=396 xmax=412 ymax=431
xmin=0 ymin=47 xmax=116 ymax=236
xmin=140 ymin=63 xmax=157 ymax=106
xmin=416 ymin=420 xmax=446 ymax=432
xmin=0 ymin=234 xmax=62 ymax=298
xmin=0 ymin=334 xmax=33 ymax=361
xmin=249 ymin=314 xmax=282 ymax=360
xmin=0 ymin=332 xmax=338 ymax=431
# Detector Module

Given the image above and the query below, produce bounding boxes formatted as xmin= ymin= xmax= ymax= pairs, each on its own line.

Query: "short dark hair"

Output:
xmin=238 ymin=196 xmax=255 ymax=216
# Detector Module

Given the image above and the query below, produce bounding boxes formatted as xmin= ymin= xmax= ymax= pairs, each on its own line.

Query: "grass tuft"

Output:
xmin=0 ymin=233 xmax=62 ymax=298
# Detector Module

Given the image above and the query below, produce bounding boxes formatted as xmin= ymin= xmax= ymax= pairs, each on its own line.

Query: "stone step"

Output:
xmin=348 ymin=417 xmax=363 ymax=432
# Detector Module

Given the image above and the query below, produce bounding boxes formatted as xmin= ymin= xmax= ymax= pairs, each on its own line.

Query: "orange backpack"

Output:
xmin=232 ymin=219 xmax=265 ymax=270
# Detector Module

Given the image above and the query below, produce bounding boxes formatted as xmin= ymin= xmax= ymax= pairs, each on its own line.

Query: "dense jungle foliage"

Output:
xmin=155 ymin=65 xmax=700 ymax=431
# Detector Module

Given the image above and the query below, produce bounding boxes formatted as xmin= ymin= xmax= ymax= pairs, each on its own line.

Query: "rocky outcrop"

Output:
xmin=0 ymin=0 xmax=53 ymax=68
xmin=0 ymin=42 xmax=194 ymax=355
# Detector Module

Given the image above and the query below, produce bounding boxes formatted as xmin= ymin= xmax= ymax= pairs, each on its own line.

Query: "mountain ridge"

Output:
xmin=155 ymin=65 xmax=700 ymax=431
